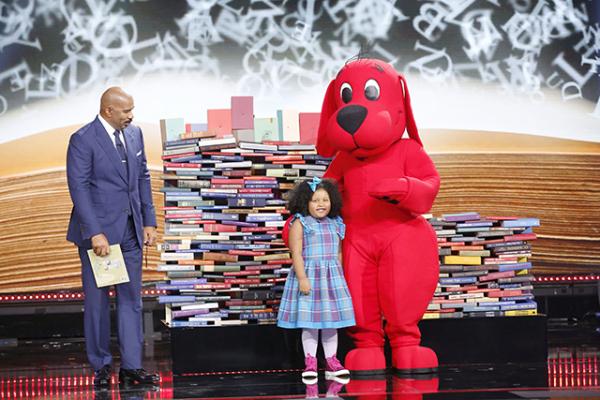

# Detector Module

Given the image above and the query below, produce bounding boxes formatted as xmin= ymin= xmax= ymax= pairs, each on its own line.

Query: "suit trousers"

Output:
xmin=79 ymin=217 xmax=143 ymax=370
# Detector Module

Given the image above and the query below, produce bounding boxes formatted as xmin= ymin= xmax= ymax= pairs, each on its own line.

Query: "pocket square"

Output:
xmin=136 ymin=150 xmax=142 ymax=156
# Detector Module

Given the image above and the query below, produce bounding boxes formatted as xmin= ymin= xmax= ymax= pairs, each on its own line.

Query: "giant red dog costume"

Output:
xmin=316 ymin=58 xmax=440 ymax=374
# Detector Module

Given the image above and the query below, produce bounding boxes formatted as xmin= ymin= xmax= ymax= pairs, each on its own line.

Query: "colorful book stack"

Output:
xmin=157 ymin=110 xmax=332 ymax=327
xmin=424 ymin=212 xmax=540 ymax=319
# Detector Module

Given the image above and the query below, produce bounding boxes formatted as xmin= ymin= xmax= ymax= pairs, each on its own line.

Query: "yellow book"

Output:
xmin=422 ymin=313 xmax=441 ymax=320
xmin=87 ymin=245 xmax=129 ymax=288
xmin=505 ymin=309 xmax=538 ymax=316
xmin=444 ymin=255 xmax=482 ymax=265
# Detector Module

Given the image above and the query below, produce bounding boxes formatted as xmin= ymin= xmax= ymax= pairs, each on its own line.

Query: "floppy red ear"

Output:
xmin=316 ymin=79 xmax=338 ymax=157
xmin=399 ymin=74 xmax=423 ymax=147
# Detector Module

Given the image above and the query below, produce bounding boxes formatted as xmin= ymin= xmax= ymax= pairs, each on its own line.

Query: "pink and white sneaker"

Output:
xmin=325 ymin=356 xmax=350 ymax=380
xmin=302 ymin=354 xmax=318 ymax=382
xmin=305 ymin=382 xmax=319 ymax=398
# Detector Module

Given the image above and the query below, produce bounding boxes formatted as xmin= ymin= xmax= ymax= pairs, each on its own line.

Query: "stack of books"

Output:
xmin=157 ymin=130 xmax=332 ymax=327
xmin=424 ymin=212 xmax=540 ymax=319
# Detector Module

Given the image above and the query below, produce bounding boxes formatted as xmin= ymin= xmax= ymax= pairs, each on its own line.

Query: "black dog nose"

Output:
xmin=336 ymin=105 xmax=367 ymax=135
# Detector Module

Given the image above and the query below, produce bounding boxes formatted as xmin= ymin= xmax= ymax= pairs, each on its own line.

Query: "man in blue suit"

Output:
xmin=66 ymin=87 xmax=159 ymax=388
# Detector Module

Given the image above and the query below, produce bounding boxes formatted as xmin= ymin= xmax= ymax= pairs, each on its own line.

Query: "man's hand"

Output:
xmin=91 ymin=233 xmax=110 ymax=257
xmin=143 ymin=226 xmax=157 ymax=246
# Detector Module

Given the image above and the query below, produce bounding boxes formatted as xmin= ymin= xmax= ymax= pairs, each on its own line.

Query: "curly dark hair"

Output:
xmin=286 ymin=178 xmax=343 ymax=218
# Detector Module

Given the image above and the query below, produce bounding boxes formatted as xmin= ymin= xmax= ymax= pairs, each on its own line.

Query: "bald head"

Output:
xmin=99 ymin=87 xmax=134 ymax=130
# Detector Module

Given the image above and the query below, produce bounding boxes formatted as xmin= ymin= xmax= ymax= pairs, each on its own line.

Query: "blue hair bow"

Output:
xmin=307 ymin=176 xmax=322 ymax=192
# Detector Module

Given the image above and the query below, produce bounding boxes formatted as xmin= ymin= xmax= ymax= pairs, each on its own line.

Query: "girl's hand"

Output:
xmin=298 ymin=277 xmax=311 ymax=295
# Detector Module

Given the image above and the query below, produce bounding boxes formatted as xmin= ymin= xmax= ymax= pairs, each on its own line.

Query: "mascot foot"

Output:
xmin=392 ymin=346 xmax=438 ymax=375
xmin=345 ymin=347 xmax=387 ymax=376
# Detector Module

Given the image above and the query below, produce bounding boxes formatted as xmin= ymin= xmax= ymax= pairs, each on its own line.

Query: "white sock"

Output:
xmin=302 ymin=328 xmax=319 ymax=357
xmin=321 ymin=328 xmax=338 ymax=358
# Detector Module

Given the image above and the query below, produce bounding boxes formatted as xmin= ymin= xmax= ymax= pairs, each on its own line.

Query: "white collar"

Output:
xmin=98 ymin=114 xmax=120 ymax=136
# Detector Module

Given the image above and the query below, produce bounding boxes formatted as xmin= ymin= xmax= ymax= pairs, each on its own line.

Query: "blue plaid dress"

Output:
xmin=277 ymin=214 xmax=355 ymax=329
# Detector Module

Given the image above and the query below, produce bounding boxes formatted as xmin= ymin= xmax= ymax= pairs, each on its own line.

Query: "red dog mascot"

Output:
xmin=316 ymin=58 xmax=440 ymax=375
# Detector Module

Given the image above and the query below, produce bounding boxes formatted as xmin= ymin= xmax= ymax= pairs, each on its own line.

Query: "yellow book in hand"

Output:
xmin=87 ymin=245 xmax=130 ymax=288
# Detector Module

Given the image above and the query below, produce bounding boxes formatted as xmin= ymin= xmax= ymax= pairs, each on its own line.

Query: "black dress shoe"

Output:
xmin=119 ymin=368 xmax=159 ymax=385
xmin=94 ymin=365 xmax=112 ymax=388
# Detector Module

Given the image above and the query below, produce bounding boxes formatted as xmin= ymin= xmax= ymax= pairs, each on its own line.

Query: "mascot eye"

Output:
xmin=364 ymin=79 xmax=380 ymax=101
xmin=340 ymin=82 xmax=353 ymax=103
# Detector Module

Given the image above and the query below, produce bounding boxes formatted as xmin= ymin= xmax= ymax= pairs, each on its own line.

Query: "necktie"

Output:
xmin=113 ymin=130 xmax=128 ymax=174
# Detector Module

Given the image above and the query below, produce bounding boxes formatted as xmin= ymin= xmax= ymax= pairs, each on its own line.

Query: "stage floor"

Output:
xmin=0 ymin=319 xmax=598 ymax=400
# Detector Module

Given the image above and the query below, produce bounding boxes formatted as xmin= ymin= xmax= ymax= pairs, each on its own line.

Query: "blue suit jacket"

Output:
xmin=66 ymin=117 xmax=156 ymax=249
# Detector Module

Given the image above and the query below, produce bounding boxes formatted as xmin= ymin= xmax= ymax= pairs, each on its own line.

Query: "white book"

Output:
xmin=264 ymin=220 xmax=285 ymax=227
xmin=87 ymin=245 xmax=129 ymax=288
xmin=277 ymin=109 xmax=300 ymax=142
xmin=157 ymin=264 xmax=195 ymax=271
xmin=180 ymin=302 xmax=220 ymax=311
xmin=161 ymin=252 xmax=195 ymax=261
xmin=214 ymin=161 xmax=253 ymax=169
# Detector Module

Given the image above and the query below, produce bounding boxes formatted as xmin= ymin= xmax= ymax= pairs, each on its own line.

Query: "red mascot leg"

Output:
xmin=343 ymin=236 xmax=386 ymax=374
xmin=378 ymin=219 xmax=439 ymax=374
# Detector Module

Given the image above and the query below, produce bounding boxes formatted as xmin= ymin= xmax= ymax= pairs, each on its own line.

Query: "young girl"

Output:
xmin=277 ymin=177 xmax=355 ymax=382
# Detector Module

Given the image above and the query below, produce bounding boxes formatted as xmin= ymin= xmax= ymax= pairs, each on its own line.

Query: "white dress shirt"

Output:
xmin=98 ymin=114 xmax=126 ymax=151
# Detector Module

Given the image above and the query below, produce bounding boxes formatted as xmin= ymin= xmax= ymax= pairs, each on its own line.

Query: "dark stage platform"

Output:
xmin=170 ymin=315 xmax=548 ymax=374
xmin=0 ymin=319 xmax=598 ymax=399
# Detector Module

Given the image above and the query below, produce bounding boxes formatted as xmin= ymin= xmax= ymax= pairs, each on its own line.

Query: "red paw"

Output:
xmin=392 ymin=345 xmax=438 ymax=374
xmin=345 ymin=347 xmax=386 ymax=374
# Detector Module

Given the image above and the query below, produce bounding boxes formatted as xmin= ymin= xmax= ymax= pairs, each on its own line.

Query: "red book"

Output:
xmin=267 ymin=259 xmax=292 ymax=265
xmin=265 ymin=155 xmax=304 ymax=161
xmin=487 ymin=290 xmax=523 ymax=298
xmin=207 ymin=109 xmax=232 ymax=138
xmin=211 ymin=178 xmax=245 ymax=184
xmin=228 ymin=250 xmax=267 ymax=256
xmin=299 ymin=112 xmax=320 ymax=145
xmin=478 ymin=270 xmax=516 ymax=282
xmin=203 ymin=224 xmax=238 ymax=232
xmin=505 ymin=233 xmax=537 ymax=241
xmin=161 ymin=152 xmax=196 ymax=160
xmin=231 ymin=96 xmax=254 ymax=130
xmin=194 ymin=283 xmax=231 ymax=289
xmin=163 ymin=162 xmax=199 ymax=168
xmin=244 ymin=176 xmax=277 ymax=181
xmin=222 ymin=271 xmax=260 ymax=277
xmin=224 ymin=278 xmax=261 ymax=284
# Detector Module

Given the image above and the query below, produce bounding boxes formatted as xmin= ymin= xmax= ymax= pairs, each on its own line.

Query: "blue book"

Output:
xmin=501 ymin=218 xmax=540 ymax=228
xmin=479 ymin=300 xmax=516 ymax=307
xmin=200 ymin=193 xmax=237 ymax=199
xmin=158 ymin=295 xmax=196 ymax=304
xmin=245 ymin=234 xmax=278 ymax=241
xmin=228 ymin=198 xmax=268 ymax=207
xmin=439 ymin=277 xmax=477 ymax=284
xmin=500 ymin=301 xmax=537 ymax=311
xmin=498 ymin=262 xmax=532 ymax=272
xmin=156 ymin=284 xmax=197 ymax=290
xmin=502 ymin=294 xmax=534 ymax=301
xmin=170 ymin=320 xmax=210 ymax=327
xmin=198 ymin=243 xmax=236 ymax=250
xmin=164 ymin=138 xmax=199 ymax=147
xmin=168 ymin=279 xmax=208 ymax=285
xmin=485 ymin=241 xmax=524 ymax=248
xmin=202 ymin=212 xmax=240 ymax=221
xmin=456 ymin=221 xmax=494 ymax=228
xmin=170 ymin=156 xmax=204 ymax=163
xmin=499 ymin=283 xmax=529 ymax=289
xmin=238 ymin=193 xmax=275 ymax=199
xmin=222 ymin=220 xmax=258 ymax=227
xmin=463 ymin=304 xmax=500 ymax=312
xmin=210 ymin=155 xmax=244 ymax=161
xmin=442 ymin=212 xmax=480 ymax=222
